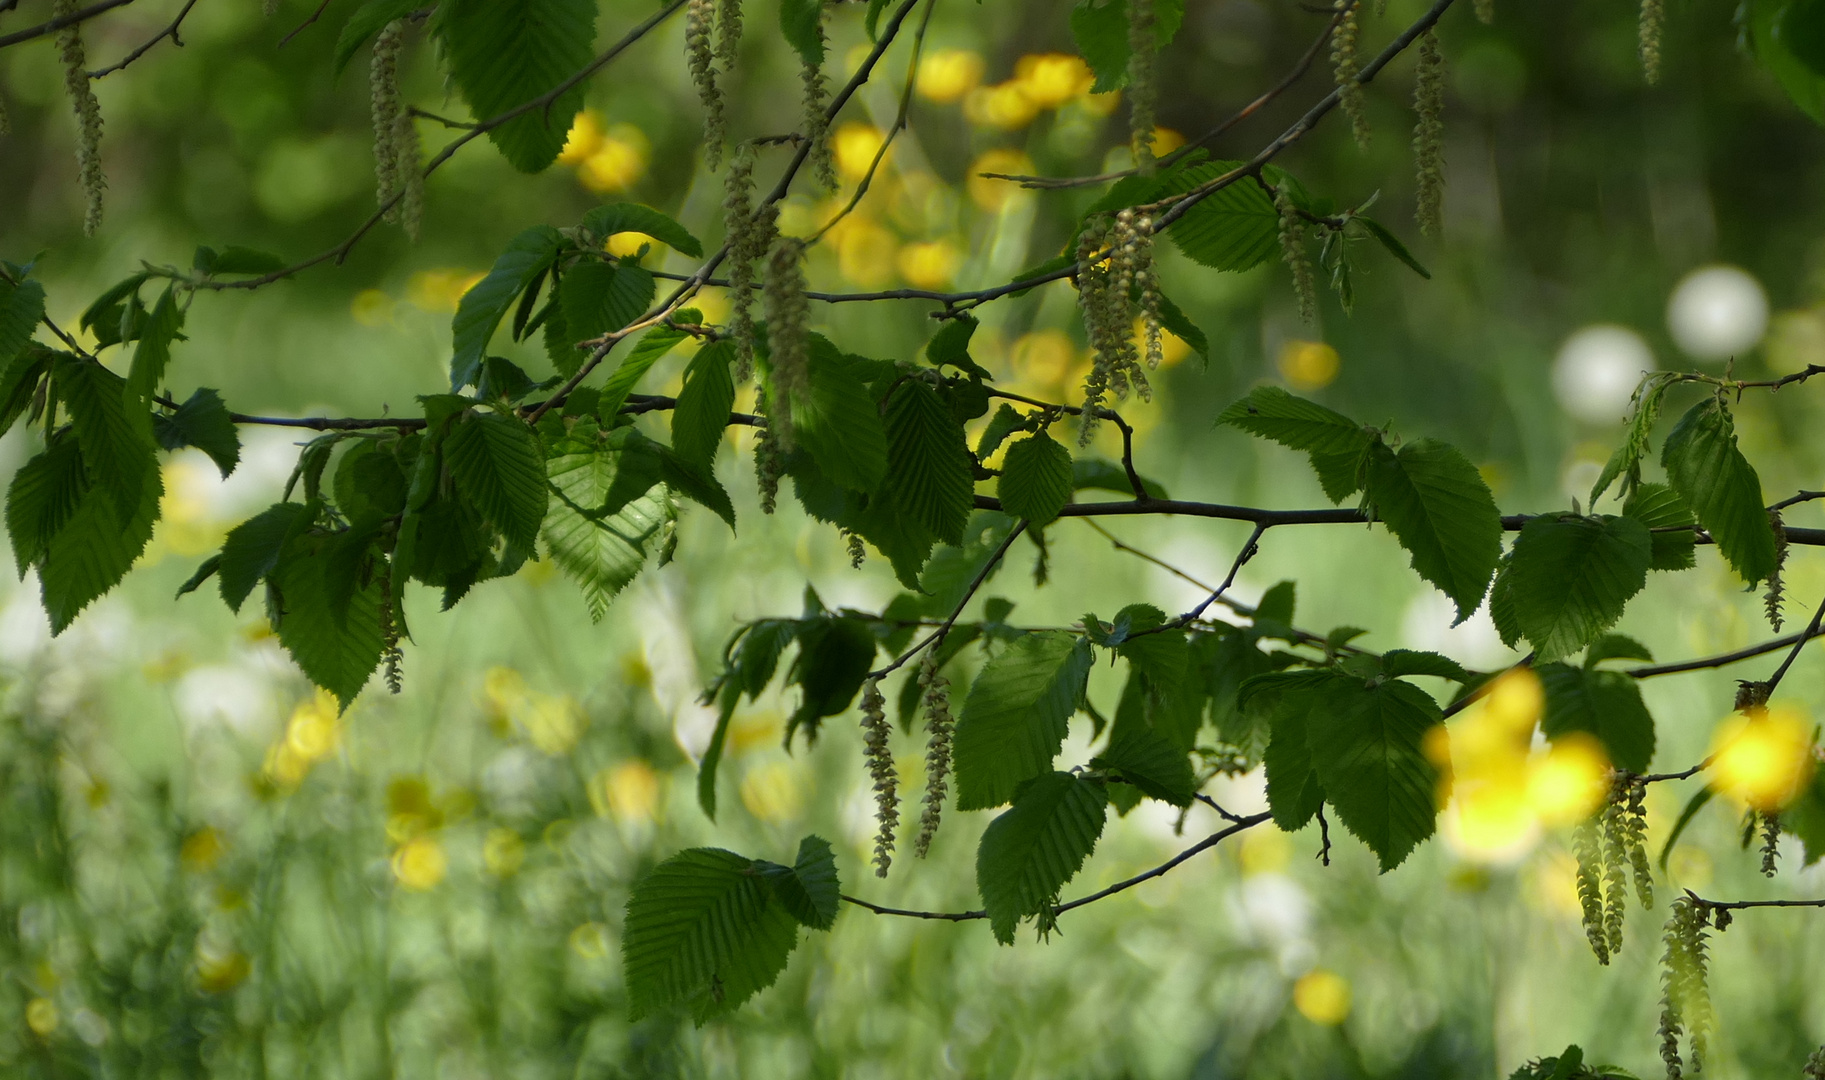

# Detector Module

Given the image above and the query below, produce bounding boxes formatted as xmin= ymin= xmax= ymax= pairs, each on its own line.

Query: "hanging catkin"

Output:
xmin=859 ymin=679 xmax=898 ymax=878
xmin=761 ymin=236 xmax=809 ymax=448
xmin=380 ymin=566 xmax=403 ymax=694
xmin=1275 ymin=184 xmax=1317 ymax=322
xmin=753 ymin=400 xmax=782 ymax=514
xmin=1640 ymin=0 xmax=1665 ymax=85
xmin=1760 ymin=811 xmax=1782 ymax=877
xmin=371 ymin=20 xmax=406 ymax=222
xmin=1574 ymin=817 xmax=1611 ymax=965
xmin=1624 ymin=779 xmax=1654 ymax=909
xmin=54 ymin=0 xmax=105 ymax=235
xmin=1331 ymin=0 xmax=1369 ymax=150
xmin=394 ymin=113 xmax=423 ymax=241
xmin=686 ymin=0 xmax=726 ymax=169
xmin=1411 ymin=28 xmax=1445 ymax=237
xmin=723 ymin=145 xmax=773 ymax=383
xmin=914 ymin=651 xmax=954 ymax=858
xmin=797 ymin=6 xmax=835 ymax=190
xmin=1127 ymin=0 xmax=1158 ymax=175
xmin=716 ymin=0 xmax=743 ymax=71
xmin=1474 ymin=0 xmax=1494 ymax=23
xmin=1766 ymin=511 xmax=1788 ymax=631
xmin=1657 ymin=897 xmax=1714 ymax=1079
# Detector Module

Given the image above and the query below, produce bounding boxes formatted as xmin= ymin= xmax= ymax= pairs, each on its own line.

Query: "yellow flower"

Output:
xmin=577 ymin=124 xmax=649 ymax=193
xmin=967 ymin=149 xmax=1035 ymax=212
xmin=180 ymin=827 xmax=227 ymax=873
xmin=285 ymin=690 xmax=342 ymax=762
xmin=1012 ymin=53 xmax=1094 ymax=109
xmin=25 ymin=997 xmax=57 ymax=1037
xmin=837 ymin=221 xmax=900 ymax=288
xmin=349 ymin=287 xmax=395 ymax=327
xmin=832 ymin=122 xmax=887 ymax=183
xmin=385 ymin=776 xmax=443 ymax=842
xmin=392 ymin=835 xmax=448 ymax=891
xmin=916 ymin=48 xmax=984 ymax=103
xmin=963 ymin=82 xmax=1041 ymax=130
xmin=898 ymin=240 xmax=963 ymax=289
xmin=483 ymin=828 xmax=525 ymax=877
xmin=1007 ymin=329 xmax=1088 ymax=401
xmin=1710 ymin=704 xmax=1816 ymax=811
xmin=558 ymin=110 xmax=606 ymax=165
xmin=1277 ymin=339 xmax=1340 ymax=390
xmin=520 ymin=692 xmax=585 ymax=755
xmin=1237 ymin=826 xmax=1290 ymax=876
xmin=1526 ymin=733 xmax=1610 ymax=826
xmin=1293 ymin=969 xmax=1352 ymax=1025
xmin=406 ymin=269 xmax=485 ymax=313
xmin=1151 ymin=126 xmax=1188 ymax=156
xmin=569 ymin=922 xmax=611 ymax=960
xmin=740 ymin=761 xmax=805 ymax=823
xmin=589 ymin=760 xmax=662 ymax=822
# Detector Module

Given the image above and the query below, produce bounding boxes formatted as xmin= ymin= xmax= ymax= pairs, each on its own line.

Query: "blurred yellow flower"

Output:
xmin=407 ymin=269 xmax=485 ymax=313
xmin=350 ymin=287 xmax=394 ymax=327
xmin=1080 ymin=89 xmax=1122 ymax=117
xmin=385 ymin=776 xmax=442 ymax=842
xmin=740 ymin=761 xmax=805 ymax=822
xmin=729 ymin=711 xmax=782 ymax=753
xmin=569 ymin=922 xmax=611 ymax=959
xmin=180 ymin=827 xmax=226 ymax=873
xmin=898 ymin=239 xmax=963 ymax=289
xmin=916 ymin=48 xmax=984 ymax=103
xmin=1710 ymin=704 xmax=1816 ymax=811
xmin=521 ymin=692 xmax=585 ymax=755
xmin=838 ymin=221 xmax=900 ymax=287
xmin=578 ymin=124 xmax=649 ymax=193
xmin=590 ymin=760 xmax=661 ymax=822
xmin=286 ymin=689 xmax=342 ymax=761
xmin=392 ymin=835 xmax=448 ymax=891
xmin=833 ymin=122 xmax=887 ymax=183
xmin=1527 ymin=734 xmax=1610 ymax=826
xmin=619 ymin=652 xmax=653 ymax=689
xmin=1237 ymin=826 xmax=1290 ymax=876
xmin=1277 ymin=339 xmax=1340 ymax=390
xmin=967 ymin=149 xmax=1035 ymax=212
xmin=558 ymin=110 xmax=606 ymax=165
xmin=194 ymin=940 xmax=250 ymax=994
xmin=964 ymin=82 xmax=1041 ymax=130
xmin=1151 ymin=126 xmax=1187 ymax=156
xmin=1009 ymin=329 xmax=1087 ymax=399
xmin=483 ymin=827 xmax=525 ymax=877
xmin=605 ymin=232 xmax=651 ymax=258
xmin=142 ymin=648 xmax=190 ymax=683
xmin=25 ymin=997 xmax=57 ymax=1036
xmin=1293 ymin=969 xmax=1351 ymax=1025
xmin=1013 ymin=53 xmax=1094 ymax=108
xmin=157 ymin=458 xmax=227 ymax=556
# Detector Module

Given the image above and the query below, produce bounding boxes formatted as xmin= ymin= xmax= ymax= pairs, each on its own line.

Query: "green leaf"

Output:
xmin=1094 ymin=721 xmax=1195 ymax=805
xmin=54 ymin=356 xmax=156 ymax=520
xmin=1365 ymin=438 xmax=1503 ymax=624
xmin=1162 ymin=162 xmax=1281 ymax=272
xmin=1782 ymin=769 xmax=1825 ymax=867
xmin=622 ymin=848 xmax=800 ymax=1023
xmin=1622 ymin=481 xmax=1696 ymax=571
xmin=598 ymin=325 xmax=686 ymax=420
xmin=673 ymin=341 xmax=736 ymax=468
xmin=1072 ymin=457 xmax=1167 ymax=499
xmin=175 ymin=554 xmax=221 ymax=598
xmin=658 ymin=446 xmax=735 ymax=530
xmin=1746 ymin=0 xmax=1825 ymax=122
xmin=698 ymin=687 xmax=736 ymax=820
xmin=1153 ymin=291 xmax=1209 ymax=360
xmin=925 ymin=315 xmax=992 ymax=378
xmin=975 ymin=772 xmax=1108 ymax=945
xmin=7 ymin=436 xmax=88 ymax=577
xmin=0 ymin=275 xmax=45 ymax=370
xmin=1589 ymin=373 xmax=1673 ymax=506
xmin=1068 ymin=0 xmax=1185 ymax=92
xmin=580 ymin=204 xmax=704 ymax=258
xmin=0 ymin=347 xmax=48 ymax=440
xmin=778 ymin=0 xmax=826 ymax=65
xmin=1583 ymin=634 xmax=1653 ymax=667
xmin=954 ymin=632 xmax=1093 ymax=810
xmin=37 ymin=458 xmax=159 ymax=635
xmin=976 ymin=403 xmax=1029 ymax=463
xmin=786 ymin=617 xmax=876 ymax=744
xmin=154 ymin=388 xmax=241 ymax=478
xmin=555 ymin=261 xmax=656 ymax=377
xmin=271 ymin=535 xmax=385 ymax=709
xmin=127 ymin=287 xmax=182 ymax=413
xmin=78 ymin=272 xmax=151 ymax=350
xmin=1661 ymin=397 xmax=1779 ymax=586
xmin=1305 ymin=678 xmax=1444 ymax=871
xmin=543 ymin=447 xmax=674 ymax=621
xmin=754 ymin=835 xmax=840 ymax=930
xmin=1658 ymin=788 xmax=1716 ymax=872
xmin=218 ymin=502 xmax=313 ymax=613
xmin=1219 ymin=385 xmax=1367 ymax=455
xmin=332 ymin=439 xmax=409 ymax=524
xmin=1379 ymin=649 xmax=1470 ymax=682
xmin=452 ymin=227 xmax=565 ymax=388
xmin=792 ymin=344 xmax=889 ymax=493
xmin=436 ymin=0 xmax=597 ymax=172
xmin=444 ymin=412 xmax=547 ymax=549
xmin=997 ymin=432 xmax=1073 ymax=527
xmin=332 ymin=0 xmax=424 ymax=73
xmin=1260 ymin=675 xmax=1341 ymax=831
xmin=1355 ymin=217 xmax=1431 ymax=278
xmin=884 ymin=381 xmax=976 ymax=546
xmin=1537 ymin=662 xmax=1656 ymax=773
xmin=1508 ymin=514 xmax=1652 ymax=663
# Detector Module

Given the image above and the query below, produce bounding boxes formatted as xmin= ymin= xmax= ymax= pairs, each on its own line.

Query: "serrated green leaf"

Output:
xmin=443 ymin=412 xmax=546 ymax=548
xmin=1537 ymin=662 xmax=1656 ymax=773
xmin=673 ymin=341 xmax=736 ymax=469
xmin=622 ymin=848 xmax=800 ymax=1023
xmin=1162 ymin=162 xmax=1281 ymax=271
xmin=554 ymin=261 xmax=656 ymax=378
xmin=1355 ymin=216 xmax=1431 ymax=278
xmin=954 ymin=632 xmax=1093 ymax=810
xmin=218 ymin=502 xmax=313 ymax=613
xmin=175 ymin=554 xmax=221 ymax=598
xmin=1661 ymin=397 xmax=1779 ymax=585
xmin=451 ymin=226 xmax=565 ymax=388
xmin=885 ymin=380 xmax=975 ymax=546
xmin=975 ymin=771 xmax=1108 ymax=945
xmin=1068 ymin=0 xmax=1185 ymax=92
xmin=976 ymin=403 xmax=1029 ymax=463
xmin=437 ymin=0 xmax=597 ymax=172
xmin=658 ymin=446 xmax=735 ymax=530
xmin=1590 ymin=373 xmax=1673 ymax=506
xmin=1072 ymin=456 xmax=1167 ymax=498
xmin=7 ymin=435 xmax=88 ymax=577
xmin=126 ymin=289 xmax=181 ymax=415
xmin=786 ymin=617 xmax=875 ymax=744
xmin=0 ymin=347 xmax=48 ymax=440
xmin=997 ymin=432 xmax=1072 ymax=526
xmin=543 ymin=442 xmax=673 ymax=621
xmin=778 ymin=0 xmax=826 ymax=65
xmin=598 ymin=325 xmax=685 ymax=420
xmin=154 ymin=387 xmax=241 ymax=478
xmin=1783 ymin=769 xmax=1825 ymax=866
xmin=1365 ymin=438 xmax=1502 ymax=624
xmin=1261 ymin=675 xmax=1341 ymax=831
xmin=792 ymin=344 xmax=889 ymax=493
xmin=0 ymin=275 xmax=45 ymax=371
xmin=37 ymin=457 xmax=159 ymax=635
xmin=1622 ymin=481 xmax=1696 ymax=571
xmin=1219 ymin=385 xmax=1367 ymax=455
xmin=54 ymin=355 xmax=156 ymax=520
xmin=580 ymin=203 xmax=704 ymax=258
xmin=1508 ymin=514 xmax=1651 ymax=663
xmin=1094 ymin=719 xmax=1195 ymax=805
xmin=270 ymin=535 xmax=384 ymax=709
xmin=1153 ymin=291 xmax=1209 ymax=360
xmin=1305 ymin=678 xmax=1443 ymax=871
xmin=755 ymin=835 xmax=840 ymax=930
xmin=1746 ymin=0 xmax=1825 ymax=122
xmin=332 ymin=440 xmax=408 ymax=524
xmin=1380 ymin=649 xmax=1470 ymax=682
xmin=925 ymin=314 xmax=992 ymax=378
xmin=1583 ymin=634 xmax=1653 ymax=667
xmin=195 ymin=245 xmax=289 ymax=276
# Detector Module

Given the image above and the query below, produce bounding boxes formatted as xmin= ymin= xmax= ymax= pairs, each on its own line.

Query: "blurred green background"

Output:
xmin=3 ymin=0 xmax=1825 ymax=1075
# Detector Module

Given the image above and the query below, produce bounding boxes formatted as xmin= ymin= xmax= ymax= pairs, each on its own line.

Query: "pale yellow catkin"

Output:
xmin=859 ymin=679 xmax=898 ymax=878
xmin=395 ymin=114 xmax=424 ymax=241
xmin=802 ymin=58 xmax=835 ymax=190
xmin=1275 ymin=184 xmax=1317 ymax=322
xmin=914 ymin=652 xmax=954 ymax=859
xmin=55 ymin=0 xmax=105 ymax=236
xmin=723 ymin=145 xmax=767 ymax=381
xmin=371 ymin=20 xmax=406 ymax=222
xmin=715 ymin=0 xmax=743 ymax=71
xmin=1331 ymin=0 xmax=1369 ymax=150
xmin=1411 ymin=28 xmax=1445 ymax=237
xmin=1127 ymin=0 xmax=1157 ymax=175
xmin=1574 ymin=817 xmax=1611 ymax=965
xmin=1640 ymin=0 xmax=1665 ymax=86
xmin=761 ymin=236 xmax=809 ymax=447
xmin=686 ymin=0 xmax=725 ymax=170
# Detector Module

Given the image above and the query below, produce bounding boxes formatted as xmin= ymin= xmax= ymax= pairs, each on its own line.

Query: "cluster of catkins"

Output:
xmin=1573 ymin=775 xmax=1654 ymax=965
xmin=686 ymin=0 xmax=744 ymax=169
xmin=54 ymin=0 xmax=106 ymax=235
xmin=1411 ymin=29 xmax=1446 ymax=237
xmin=858 ymin=679 xmax=898 ymax=877
xmin=1075 ymin=210 xmax=1160 ymax=444
xmin=1331 ymin=0 xmax=1369 ymax=150
xmin=1127 ymin=0 xmax=1157 ymax=174
xmin=1658 ymin=896 xmax=1717 ymax=1079
xmin=369 ymin=20 xmax=424 ymax=239
xmin=914 ymin=650 xmax=954 ymax=858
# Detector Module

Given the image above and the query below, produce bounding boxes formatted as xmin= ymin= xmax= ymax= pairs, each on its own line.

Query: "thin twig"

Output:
xmin=276 ymin=0 xmax=333 ymax=48
xmin=868 ymin=521 xmax=1028 ymax=681
xmin=1763 ymin=591 xmax=1825 ymax=695
xmin=1693 ymin=894 xmax=1825 ymax=912
xmin=0 ymin=0 xmax=137 ymax=50
xmin=1626 ymin=627 xmax=1825 ymax=679
xmin=87 ymin=0 xmax=198 ymax=77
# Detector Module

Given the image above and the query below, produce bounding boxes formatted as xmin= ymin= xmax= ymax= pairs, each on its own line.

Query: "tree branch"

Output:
xmin=86 ymin=0 xmax=198 ymax=77
xmin=0 ymin=0 xmax=137 ymax=50
xmin=868 ymin=520 xmax=1028 ymax=681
